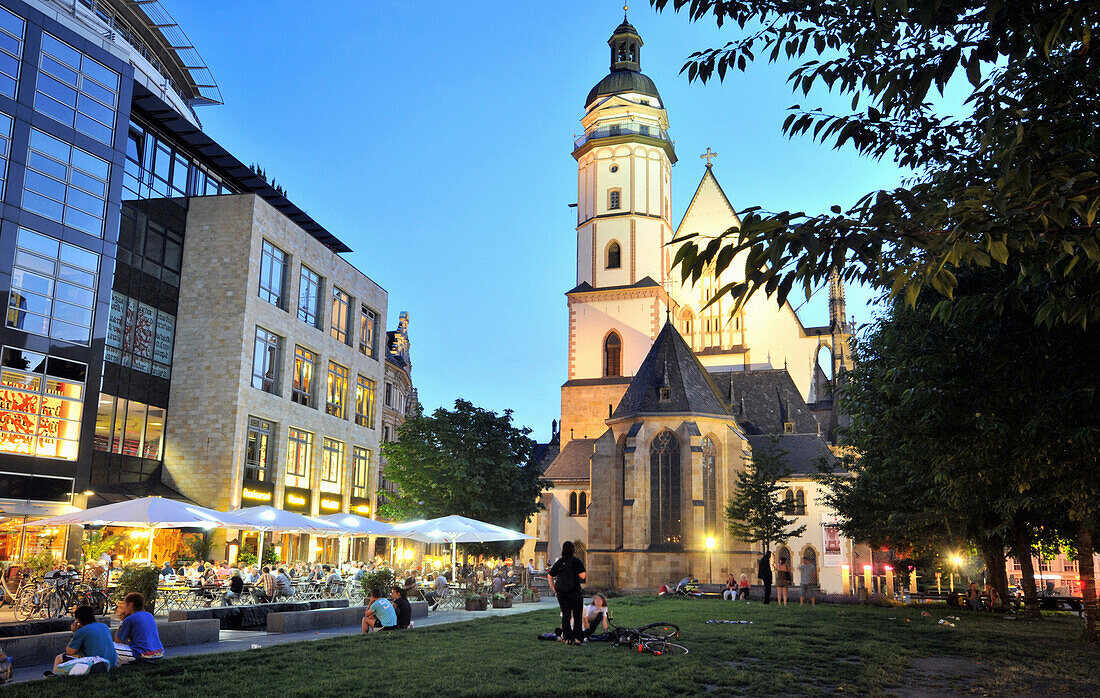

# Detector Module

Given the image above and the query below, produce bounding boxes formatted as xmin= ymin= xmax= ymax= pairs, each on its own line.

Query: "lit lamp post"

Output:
xmin=862 ymin=564 xmax=873 ymax=595
xmin=884 ymin=565 xmax=894 ymax=599
xmin=950 ymin=554 xmax=964 ymax=592
xmin=705 ymin=536 xmax=716 ymax=583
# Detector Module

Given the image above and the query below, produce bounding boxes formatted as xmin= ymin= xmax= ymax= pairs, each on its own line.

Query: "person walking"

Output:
xmin=775 ymin=556 xmax=792 ymax=606
xmin=548 ymin=541 xmax=586 ymax=645
xmin=758 ymin=551 xmax=773 ymax=604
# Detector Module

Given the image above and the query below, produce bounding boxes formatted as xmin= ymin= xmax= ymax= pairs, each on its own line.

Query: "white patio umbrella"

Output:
xmin=390 ymin=515 xmax=534 ymax=583
xmin=23 ymin=496 xmax=257 ymax=561
xmin=315 ymin=513 xmax=395 ymax=536
xmin=231 ymin=506 xmax=345 ymax=560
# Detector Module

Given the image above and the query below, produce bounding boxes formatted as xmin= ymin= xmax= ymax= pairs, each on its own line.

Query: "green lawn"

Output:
xmin=8 ymin=597 xmax=1098 ymax=697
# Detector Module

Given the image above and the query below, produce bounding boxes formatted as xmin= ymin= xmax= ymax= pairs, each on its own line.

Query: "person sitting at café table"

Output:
xmin=275 ymin=567 xmax=294 ymax=598
xmin=362 ymin=587 xmax=397 ymax=632
xmin=215 ymin=561 xmax=231 ymax=580
xmin=113 ymin=593 xmax=163 ymax=664
xmin=324 ymin=565 xmax=342 ymax=591
xmin=966 ymin=581 xmax=984 ymax=611
xmin=391 ymin=585 xmax=412 ymax=629
xmin=425 ymin=573 xmax=448 ymax=610
xmin=254 ymin=566 xmax=277 ymax=603
xmin=49 ymin=604 xmax=116 ymax=676
xmin=222 ymin=569 xmax=245 ymax=606
xmin=159 ymin=561 xmax=174 ymax=579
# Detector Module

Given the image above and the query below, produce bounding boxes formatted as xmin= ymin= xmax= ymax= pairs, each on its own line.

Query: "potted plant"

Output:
xmin=112 ymin=564 xmax=160 ymax=614
xmin=491 ymin=592 xmax=512 ymax=609
xmin=521 ymin=587 xmax=539 ymax=603
xmin=465 ymin=592 xmax=488 ymax=611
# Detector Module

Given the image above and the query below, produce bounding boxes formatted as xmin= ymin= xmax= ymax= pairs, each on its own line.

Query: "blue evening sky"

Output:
xmin=175 ymin=1 xmax=907 ymax=442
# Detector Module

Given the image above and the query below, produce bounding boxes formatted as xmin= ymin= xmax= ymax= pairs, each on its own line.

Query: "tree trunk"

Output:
xmin=1077 ymin=524 xmax=1098 ymax=642
xmin=979 ymin=537 xmax=1010 ymax=604
xmin=1015 ymin=527 xmax=1041 ymax=620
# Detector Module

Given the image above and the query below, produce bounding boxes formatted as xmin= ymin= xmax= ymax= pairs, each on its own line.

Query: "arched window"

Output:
xmin=794 ymin=489 xmax=806 ymax=515
xmin=650 ymin=431 xmax=682 ymax=549
xmin=578 ymin=492 xmax=588 ymax=517
xmin=608 ymin=188 xmax=621 ymax=210
xmin=606 ymin=241 xmax=621 ymax=269
xmin=783 ymin=487 xmax=796 ymax=514
xmin=776 ymin=545 xmax=792 ymax=568
xmin=569 ymin=491 xmax=578 ymax=516
xmin=604 ymin=332 xmax=621 ymax=377
xmin=702 ymin=437 xmax=718 ymax=537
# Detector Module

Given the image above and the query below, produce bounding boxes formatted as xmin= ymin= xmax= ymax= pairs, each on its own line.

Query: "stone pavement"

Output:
xmin=4 ymin=598 xmax=560 ymax=685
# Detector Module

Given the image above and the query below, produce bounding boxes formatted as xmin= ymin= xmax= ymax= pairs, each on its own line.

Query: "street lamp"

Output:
xmin=950 ymin=554 xmax=964 ymax=591
xmin=705 ymin=536 xmax=716 ymax=583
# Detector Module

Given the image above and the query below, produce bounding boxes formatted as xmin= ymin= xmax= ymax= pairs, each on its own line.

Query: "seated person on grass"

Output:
xmin=581 ymin=593 xmax=610 ymax=640
xmin=49 ymin=605 xmax=116 ymax=676
xmin=114 ymin=593 xmax=163 ymax=664
xmin=391 ymin=585 xmax=412 ymax=629
xmin=362 ymin=587 xmax=397 ymax=633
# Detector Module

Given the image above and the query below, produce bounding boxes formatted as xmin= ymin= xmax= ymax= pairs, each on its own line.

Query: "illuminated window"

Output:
xmin=330 ymin=287 xmax=350 ymax=344
xmin=326 ymin=362 xmax=348 ymax=418
xmin=0 ymin=347 xmax=85 ymax=460
xmin=258 ymin=240 xmax=286 ymax=308
xmin=355 ymin=375 xmax=375 ymax=428
xmin=352 ymin=446 xmax=370 ymax=498
xmin=321 ymin=437 xmax=344 ymax=486
xmin=291 ymin=346 xmax=316 ymax=407
xmin=359 ymin=306 xmax=378 ymax=358
xmin=0 ymin=7 xmax=24 ymax=99
xmin=7 ymin=228 xmax=99 ymax=345
xmin=297 ymin=266 xmax=322 ymax=328
xmin=285 ymin=427 xmax=312 ymax=488
xmin=245 ymin=417 xmax=273 ymax=482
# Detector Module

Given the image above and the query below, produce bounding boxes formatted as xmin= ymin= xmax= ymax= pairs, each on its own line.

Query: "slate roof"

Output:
xmin=709 ymin=369 xmax=820 ymax=436
xmin=566 ymin=276 xmax=660 ymax=295
xmin=542 ymin=438 xmax=596 ymax=482
xmin=612 ymin=321 xmax=733 ymax=419
xmin=747 ymin=433 xmax=836 ymax=476
xmin=530 ymin=434 xmax=560 ymax=475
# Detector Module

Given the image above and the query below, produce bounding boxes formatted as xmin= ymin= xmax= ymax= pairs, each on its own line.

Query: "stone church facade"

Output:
xmin=524 ymin=16 xmax=860 ymax=592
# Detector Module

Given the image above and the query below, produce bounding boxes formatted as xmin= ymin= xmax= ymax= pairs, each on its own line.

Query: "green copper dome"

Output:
xmin=586 ymin=70 xmax=662 ymax=107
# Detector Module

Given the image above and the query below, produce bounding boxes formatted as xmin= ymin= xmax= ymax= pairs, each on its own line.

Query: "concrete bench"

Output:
xmin=168 ymin=601 xmax=312 ymax=629
xmin=0 ymin=616 xmax=112 ymax=638
xmin=266 ymin=601 xmax=428 ymax=634
xmin=410 ymin=600 xmax=428 ymax=619
xmin=2 ymin=619 xmax=218 ymax=668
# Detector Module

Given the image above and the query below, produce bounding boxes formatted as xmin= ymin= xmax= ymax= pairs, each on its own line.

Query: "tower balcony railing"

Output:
xmin=574 ymin=123 xmax=672 ymax=149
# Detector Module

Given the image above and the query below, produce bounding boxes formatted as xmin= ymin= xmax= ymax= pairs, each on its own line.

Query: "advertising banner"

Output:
xmin=822 ymin=513 xmax=845 ymax=567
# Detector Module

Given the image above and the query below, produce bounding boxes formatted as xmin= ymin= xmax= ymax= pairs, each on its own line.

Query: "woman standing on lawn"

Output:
xmin=548 ymin=541 xmax=586 ymax=645
xmin=775 ymin=556 xmax=792 ymax=606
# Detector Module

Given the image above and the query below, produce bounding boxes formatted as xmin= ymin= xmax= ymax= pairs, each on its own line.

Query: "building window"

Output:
xmin=326 ymin=361 xmax=348 ymax=418
xmin=321 ymin=437 xmax=344 ymax=485
xmin=382 ymin=425 xmax=391 ymax=443
xmin=608 ymin=188 xmax=621 ymax=210
xmin=35 ymin=33 xmax=119 ymax=145
xmin=258 ymin=240 xmax=286 ymax=308
xmin=24 ymin=129 xmax=110 ymax=237
xmin=7 ymin=228 xmax=99 ymax=345
xmin=604 ymin=332 xmax=621 ymax=377
xmin=0 ymin=112 xmax=12 ymax=197
xmin=352 ymin=446 xmax=371 ymax=498
xmin=297 ymin=266 xmax=322 ymax=328
xmin=123 ymin=118 xmax=235 ymax=201
xmin=251 ymin=327 xmax=282 ymax=394
xmin=569 ymin=491 xmax=588 ymax=517
xmin=0 ymin=347 xmax=85 ymax=460
xmin=606 ymin=241 xmax=621 ymax=269
xmin=359 ymin=307 xmax=378 ymax=358
xmin=650 ymin=430 xmax=682 ymax=549
xmin=384 ymin=382 xmax=395 ymax=408
xmin=244 ymin=417 xmax=274 ymax=482
xmin=285 ymin=427 xmax=313 ymax=488
xmin=104 ymin=291 xmax=175 ymax=378
xmin=291 ymin=346 xmax=316 ymax=407
xmin=330 ymin=287 xmax=350 ymax=343
xmin=702 ymin=437 xmax=717 ymax=536
xmin=0 ymin=7 xmax=25 ymax=99
xmin=794 ymin=489 xmax=806 ymax=515
xmin=93 ymin=393 xmax=165 ymax=460
xmin=355 ymin=375 xmax=376 ymax=428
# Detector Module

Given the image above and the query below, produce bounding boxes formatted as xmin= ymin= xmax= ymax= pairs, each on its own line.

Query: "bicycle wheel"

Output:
xmin=641 ymin=639 xmax=689 ymax=655
xmin=13 ymin=585 xmax=36 ymax=621
xmin=45 ymin=590 xmax=66 ymax=618
xmin=89 ymin=590 xmax=109 ymax=616
xmin=638 ymin=623 xmax=680 ymax=640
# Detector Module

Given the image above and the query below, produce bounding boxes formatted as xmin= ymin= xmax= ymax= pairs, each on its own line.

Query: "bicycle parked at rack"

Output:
xmin=14 ymin=570 xmax=108 ymax=621
xmin=608 ymin=617 xmax=689 ymax=655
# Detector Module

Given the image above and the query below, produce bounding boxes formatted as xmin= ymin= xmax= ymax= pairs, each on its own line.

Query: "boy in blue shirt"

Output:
xmin=50 ymin=605 xmax=115 ymax=675
xmin=361 ymin=587 xmax=397 ymax=632
xmin=114 ymin=593 xmax=164 ymax=664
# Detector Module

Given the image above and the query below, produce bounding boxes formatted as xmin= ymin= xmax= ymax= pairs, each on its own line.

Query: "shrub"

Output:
xmin=236 ymin=551 xmax=258 ymax=568
xmin=113 ymin=564 xmax=160 ymax=614
xmin=21 ymin=552 xmax=60 ymax=580
xmin=360 ymin=567 xmax=396 ymax=598
xmin=261 ymin=546 xmax=280 ymax=567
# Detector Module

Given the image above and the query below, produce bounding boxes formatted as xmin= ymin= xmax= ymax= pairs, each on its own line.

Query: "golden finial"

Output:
xmin=624 ymin=5 xmax=629 ymax=18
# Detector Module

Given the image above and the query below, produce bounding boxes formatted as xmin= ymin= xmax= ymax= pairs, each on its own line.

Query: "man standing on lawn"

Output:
xmin=799 ymin=556 xmax=817 ymax=606
xmin=758 ymin=551 xmax=773 ymax=604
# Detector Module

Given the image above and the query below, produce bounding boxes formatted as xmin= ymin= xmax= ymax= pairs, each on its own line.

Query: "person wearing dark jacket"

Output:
xmin=758 ymin=551 xmax=773 ymax=605
xmin=391 ymin=586 xmax=412 ymax=629
xmin=548 ymin=541 xmax=586 ymax=645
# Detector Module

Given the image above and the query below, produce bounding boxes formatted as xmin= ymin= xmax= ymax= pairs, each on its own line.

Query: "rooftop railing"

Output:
xmin=574 ymin=122 xmax=672 ymax=149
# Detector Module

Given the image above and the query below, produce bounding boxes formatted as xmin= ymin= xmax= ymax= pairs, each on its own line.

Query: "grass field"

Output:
xmin=7 ymin=597 xmax=1098 ymax=697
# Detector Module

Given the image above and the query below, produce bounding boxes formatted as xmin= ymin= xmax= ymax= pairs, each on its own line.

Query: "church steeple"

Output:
xmin=609 ymin=9 xmax=642 ymax=72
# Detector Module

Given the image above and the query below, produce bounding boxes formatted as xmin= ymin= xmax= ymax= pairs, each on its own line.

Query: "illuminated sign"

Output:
xmin=319 ymin=496 xmax=342 ymax=514
xmin=240 ymin=479 xmax=273 ymax=507
xmin=287 ymin=494 xmax=306 ymax=506
xmin=242 ymin=488 xmax=272 ymax=503
xmin=283 ymin=486 xmax=311 ymax=513
xmin=350 ymin=497 xmax=371 ymax=516
xmin=0 ymin=363 xmax=84 ymax=461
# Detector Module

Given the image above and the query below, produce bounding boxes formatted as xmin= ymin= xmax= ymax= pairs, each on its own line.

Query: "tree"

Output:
xmin=79 ymin=531 xmax=121 ymax=565
xmin=379 ymin=399 xmax=547 ymax=537
xmin=821 ymin=269 xmax=1100 ymax=636
xmin=653 ymin=0 xmax=1100 ymax=328
xmin=725 ymin=435 xmax=806 ymax=553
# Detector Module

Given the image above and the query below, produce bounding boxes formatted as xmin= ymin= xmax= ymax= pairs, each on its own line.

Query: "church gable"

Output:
xmin=673 ymin=166 xmax=740 ymax=244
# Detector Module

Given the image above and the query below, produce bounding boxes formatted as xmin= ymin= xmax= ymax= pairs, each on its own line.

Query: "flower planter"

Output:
xmin=465 ymin=597 xmax=488 ymax=611
xmin=491 ymin=599 xmax=512 ymax=609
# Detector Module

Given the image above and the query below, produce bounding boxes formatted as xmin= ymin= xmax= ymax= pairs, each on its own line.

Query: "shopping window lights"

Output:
xmin=321 ymin=437 xmax=344 ymax=486
xmin=291 ymin=346 xmax=316 ymax=407
xmin=35 ymin=32 xmax=119 ymax=145
xmin=326 ymin=361 xmax=348 ymax=418
xmin=105 ymin=292 xmax=175 ymax=379
xmin=6 ymin=228 xmax=99 ymax=345
xmin=0 ymin=7 xmax=24 ymax=99
xmin=251 ymin=327 xmax=282 ymax=395
xmin=92 ymin=393 xmax=165 ymax=460
xmin=355 ymin=375 xmax=375 ymax=428
xmin=23 ymin=128 xmax=110 ymax=237
xmin=297 ymin=266 xmax=322 ymax=328
xmin=258 ymin=240 xmax=286 ymax=309
xmin=0 ymin=347 xmax=86 ymax=461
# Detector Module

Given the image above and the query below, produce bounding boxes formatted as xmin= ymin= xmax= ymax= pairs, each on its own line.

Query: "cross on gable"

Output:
xmin=701 ymin=147 xmax=718 ymax=166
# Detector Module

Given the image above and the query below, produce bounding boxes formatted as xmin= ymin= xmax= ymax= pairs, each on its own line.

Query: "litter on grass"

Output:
xmin=706 ymin=619 xmax=753 ymax=624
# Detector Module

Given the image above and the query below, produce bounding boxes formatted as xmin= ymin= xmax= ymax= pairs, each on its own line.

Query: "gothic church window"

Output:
xmin=608 ymin=188 xmax=621 ymax=210
xmin=650 ymin=430 xmax=682 ymax=549
xmin=702 ymin=437 xmax=717 ymax=536
xmin=569 ymin=491 xmax=577 ymax=516
xmin=794 ymin=488 xmax=806 ymax=515
xmin=604 ymin=332 xmax=621 ymax=377
xmin=606 ymin=241 xmax=621 ymax=269
xmin=578 ymin=491 xmax=587 ymax=516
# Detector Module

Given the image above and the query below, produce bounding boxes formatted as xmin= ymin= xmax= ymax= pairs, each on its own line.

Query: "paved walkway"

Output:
xmin=5 ymin=598 xmax=559 ymax=685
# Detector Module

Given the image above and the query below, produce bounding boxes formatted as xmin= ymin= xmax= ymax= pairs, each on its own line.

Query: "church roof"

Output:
xmin=748 ymin=433 xmax=836 ymax=476
xmin=586 ymin=70 xmax=662 ymax=108
xmin=566 ymin=276 xmax=660 ymax=295
xmin=530 ymin=434 xmax=561 ymax=475
xmin=709 ymin=369 xmax=821 ymax=435
xmin=612 ymin=321 xmax=733 ymax=419
xmin=542 ymin=438 xmax=596 ymax=482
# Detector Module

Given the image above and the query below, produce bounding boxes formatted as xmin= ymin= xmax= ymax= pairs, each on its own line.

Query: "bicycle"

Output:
xmin=608 ymin=617 xmax=689 ymax=655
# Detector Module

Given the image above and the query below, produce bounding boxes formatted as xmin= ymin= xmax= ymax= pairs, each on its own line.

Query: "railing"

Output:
xmin=574 ymin=122 xmax=672 ymax=149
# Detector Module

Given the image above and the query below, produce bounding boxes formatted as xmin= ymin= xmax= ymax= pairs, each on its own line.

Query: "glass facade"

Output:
xmin=6 ymin=228 xmax=99 ymax=345
xmin=35 ymin=32 xmax=119 ymax=145
xmin=23 ymin=128 xmax=110 ymax=237
xmin=0 ymin=111 xmax=11 ymax=196
xmin=297 ymin=265 xmax=321 ymax=328
xmin=0 ymin=348 xmax=86 ymax=460
xmin=104 ymin=292 xmax=174 ymax=378
xmin=93 ymin=393 xmax=164 ymax=460
xmin=0 ymin=7 xmax=24 ymax=99
xmin=291 ymin=345 xmax=316 ymax=407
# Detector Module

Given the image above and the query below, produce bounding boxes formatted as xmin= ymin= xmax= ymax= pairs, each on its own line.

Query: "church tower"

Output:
xmin=560 ymin=14 xmax=677 ymax=444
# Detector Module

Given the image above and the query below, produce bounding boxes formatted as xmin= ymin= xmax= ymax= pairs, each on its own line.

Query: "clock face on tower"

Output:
xmin=610 ymin=165 xmax=619 ymax=173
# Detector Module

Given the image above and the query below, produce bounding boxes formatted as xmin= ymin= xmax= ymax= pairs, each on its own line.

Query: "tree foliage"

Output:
xmin=654 ymin=0 xmax=1100 ymax=327
xmin=379 ymin=399 xmax=547 ymax=533
xmin=725 ymin=435 xmax=806 ymax=552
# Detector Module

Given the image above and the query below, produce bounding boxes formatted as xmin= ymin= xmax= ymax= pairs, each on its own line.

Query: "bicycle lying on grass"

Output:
xmin=608 ymin=616 xmax=689 ymax=655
